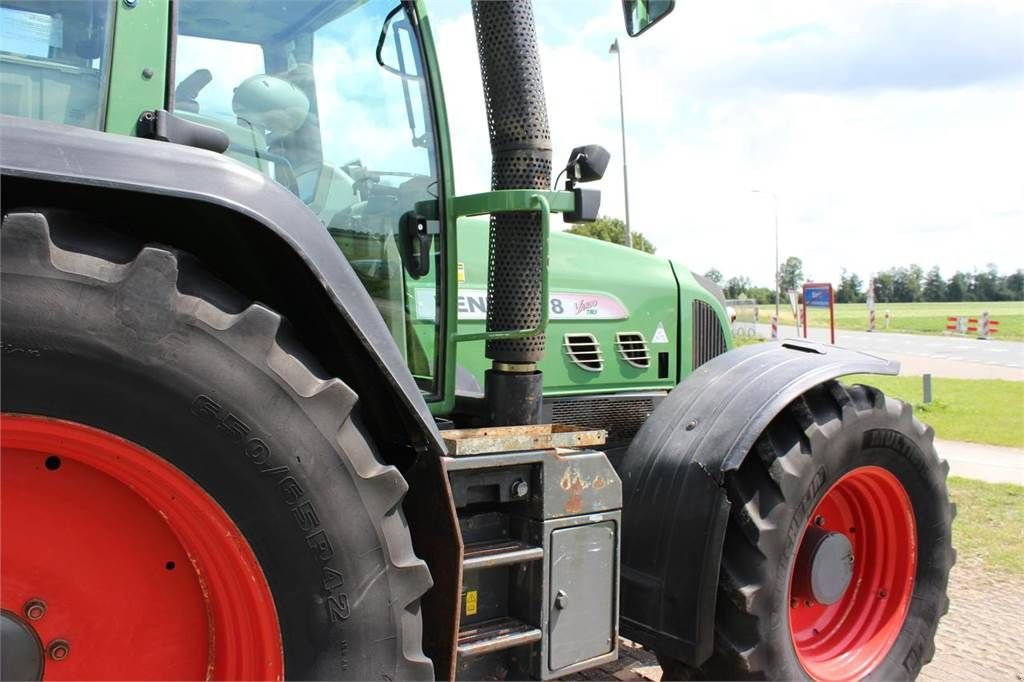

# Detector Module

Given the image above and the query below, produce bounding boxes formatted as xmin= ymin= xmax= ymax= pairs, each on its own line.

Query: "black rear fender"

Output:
xmin=0 ymin=115 xmax=444 ymax=465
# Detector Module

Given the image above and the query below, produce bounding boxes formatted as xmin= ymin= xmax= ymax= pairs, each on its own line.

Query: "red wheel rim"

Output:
xmin=788 ymin=466 xmax=916 ymax=681
xmin=1 ymin=414 xmax=284 ymax=680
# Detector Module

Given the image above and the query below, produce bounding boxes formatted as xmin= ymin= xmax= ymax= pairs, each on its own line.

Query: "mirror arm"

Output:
xmin=392 ymin=23 xmax=421 ymax=146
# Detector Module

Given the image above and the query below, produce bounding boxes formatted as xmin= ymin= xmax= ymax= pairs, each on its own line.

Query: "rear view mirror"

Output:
xmin=623 ymin=0 xmax=675 ymax=36
xmin=564 ymin=145 xmax=610 ymax=184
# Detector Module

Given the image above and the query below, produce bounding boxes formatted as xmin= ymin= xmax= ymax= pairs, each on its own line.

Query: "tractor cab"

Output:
xmin=0 ymin=0 xmax=450 ymax=396
xmin=171 ymin=0 xmax=445 ymax=391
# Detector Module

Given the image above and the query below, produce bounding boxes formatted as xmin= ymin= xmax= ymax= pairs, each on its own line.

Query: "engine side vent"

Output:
xmin=563 ymin=333 xmax=603 ymax=372
xmin=548 ymin=395 xmax=659 ymax=444
xmin=615 ymin=332 xmax=650 ymax=368
xmin=692 ymin=299 xmax=728 ymax=369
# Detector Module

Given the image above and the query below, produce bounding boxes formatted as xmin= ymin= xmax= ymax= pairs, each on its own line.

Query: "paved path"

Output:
xmin=938 ymin=438 xmax=1024 ymax=485
xmin=738 ymin=323 xmax=1024 ymax=370
xmin=918 ymin=559 xmax=1024 ymax=681
xmin=585 ymin=560 xmax=1024 ymax=681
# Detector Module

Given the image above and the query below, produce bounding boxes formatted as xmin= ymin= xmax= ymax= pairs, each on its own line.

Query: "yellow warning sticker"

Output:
xmin=465 ymin=590 xmax=478 ymax=616
xmin=457 ymin=262 xmax=466 ymax=283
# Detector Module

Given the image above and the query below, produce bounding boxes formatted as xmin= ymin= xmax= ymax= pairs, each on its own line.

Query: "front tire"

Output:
xmin=0 ymin=212 xmax=433 ymax=680
xmin=669 ymin=380 xmax=954 ymax=680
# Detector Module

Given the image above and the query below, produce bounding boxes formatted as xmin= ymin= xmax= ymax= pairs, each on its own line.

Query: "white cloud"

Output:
xmin=433 ymin=0 xmax=1024 ymax=287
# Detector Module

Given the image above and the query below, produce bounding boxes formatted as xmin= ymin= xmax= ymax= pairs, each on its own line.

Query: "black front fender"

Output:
xmin=617 ymin=340 xmax=898 ymax=665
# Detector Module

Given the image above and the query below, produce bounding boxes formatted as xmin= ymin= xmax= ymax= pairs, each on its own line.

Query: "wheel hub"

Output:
xmin=1 ymin=609 xmax=43 ymax=681
xmin=792 ymin=527 xmax=854 ymax=605
xmin=788 ymin=465 xmax=917 ymax=681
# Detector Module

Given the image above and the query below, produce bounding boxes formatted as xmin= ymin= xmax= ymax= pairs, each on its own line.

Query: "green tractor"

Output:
xmin=0 ymin=1 xmax=953 ymax=680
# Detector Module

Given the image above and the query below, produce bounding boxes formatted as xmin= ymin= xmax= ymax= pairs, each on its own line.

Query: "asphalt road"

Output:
xmin=739 ymin=322 xmax=1024 ymax=370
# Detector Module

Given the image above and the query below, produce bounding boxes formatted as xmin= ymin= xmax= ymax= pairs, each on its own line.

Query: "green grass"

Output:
xmin=731 ymin=334 xmax=767 ymax=347
xmin=949 ymin=477 xmax=1024 ymax=575
xmin=843 ymin=374 xmax=1024 ymax=448
xmin=734 ymin=301 xmax=1024 ymax=340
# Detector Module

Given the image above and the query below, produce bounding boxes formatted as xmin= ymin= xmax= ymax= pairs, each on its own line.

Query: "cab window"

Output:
xmin=173 ymin=0 xmax=444 ymax=396
xmin=0 ymin=0 xmax=114 ymax=128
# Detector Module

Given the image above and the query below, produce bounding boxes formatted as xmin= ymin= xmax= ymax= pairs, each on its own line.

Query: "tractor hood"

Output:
xmin=450 ymin=219 xmax=731 ymax=398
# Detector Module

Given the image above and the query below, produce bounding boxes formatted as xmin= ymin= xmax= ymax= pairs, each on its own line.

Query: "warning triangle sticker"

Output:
xmin=652 ymin=322 xmax=669 ymax=344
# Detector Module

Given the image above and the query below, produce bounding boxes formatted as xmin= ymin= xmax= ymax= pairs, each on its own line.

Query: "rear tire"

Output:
xmin=663 ymin=380 xmax=954 ymax=681
xmin=0 ymin=211 xmax=433 ymax=680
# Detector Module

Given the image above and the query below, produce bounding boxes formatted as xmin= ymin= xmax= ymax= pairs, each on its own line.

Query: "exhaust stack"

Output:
xmin=471 ymin=0 xmax=552 ymax=425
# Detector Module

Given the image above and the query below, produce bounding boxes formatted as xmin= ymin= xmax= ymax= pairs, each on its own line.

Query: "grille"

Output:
xmin=563 ymin=333 xmax=603 ymax=371
xmin=549 ymin=395 xmax=657 ymax=443
xmin=692 ymin=299 xmax=728 ymax=369
xmin=615 ymin=332 xmax=650 ymax=368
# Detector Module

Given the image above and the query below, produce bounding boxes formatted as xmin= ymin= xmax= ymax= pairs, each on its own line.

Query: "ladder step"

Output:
xmin=463 ymin=539 xmax=544 ymax=570
xmin=457 ymin=617 xmax=542 ymax=658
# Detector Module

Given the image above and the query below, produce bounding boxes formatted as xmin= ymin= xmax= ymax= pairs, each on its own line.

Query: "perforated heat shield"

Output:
xmin=472 ymin=0 xmax=552 ymax=363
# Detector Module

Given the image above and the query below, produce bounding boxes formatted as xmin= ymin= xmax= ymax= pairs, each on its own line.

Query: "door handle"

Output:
xmin=399 ymin=210 xmax=437 ymax=279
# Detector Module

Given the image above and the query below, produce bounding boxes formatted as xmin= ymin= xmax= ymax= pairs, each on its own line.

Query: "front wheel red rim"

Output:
xmin=788 ymin=465 xmax=917 ymax=681
xmin=0 ymin=414 xmax=284 ymax=680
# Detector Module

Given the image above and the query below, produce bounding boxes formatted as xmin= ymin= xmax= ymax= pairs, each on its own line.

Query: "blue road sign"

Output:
xmin=805 ymin=286 xmax=831 ymax=308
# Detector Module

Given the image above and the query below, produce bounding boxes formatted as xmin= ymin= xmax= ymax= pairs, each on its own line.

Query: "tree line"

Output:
xmin=705 ymin=258 xmax=1024 ymax=304
xmin=565 ymin=216 xmax=657 ymax=254
xmin=558 ymin=222 xmax=1023 ymax=304
xmin=704 ymin=256 xmax=805 ymax=304
xmin=836 ymin=264 xmax=1023 ymax=303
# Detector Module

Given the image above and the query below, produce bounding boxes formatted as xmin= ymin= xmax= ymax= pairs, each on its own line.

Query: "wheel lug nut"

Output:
xmin=790 ymin=598 xmax=799 ymax=608
xmin=47 ymin=639 xmax=70 ymax=661
xmin=878 ymin=589 xmax=888 ymax=599
xmin=814 ymin=515 xmax=825 ymax=527
xmin=24 ymin=599 xmax=46 ymax=621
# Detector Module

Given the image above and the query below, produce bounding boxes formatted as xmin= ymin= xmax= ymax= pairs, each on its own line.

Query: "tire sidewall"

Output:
xmin=2 ymin=269 xmax=401 ymax=679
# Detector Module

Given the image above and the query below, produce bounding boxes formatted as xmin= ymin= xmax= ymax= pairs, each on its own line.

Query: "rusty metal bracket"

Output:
xmin=442 ymin=424 xmax=607 ymax=457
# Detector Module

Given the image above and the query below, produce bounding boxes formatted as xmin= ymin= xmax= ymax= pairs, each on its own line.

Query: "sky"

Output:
xmin=427 ymin=0 xmax=1024 ymax=288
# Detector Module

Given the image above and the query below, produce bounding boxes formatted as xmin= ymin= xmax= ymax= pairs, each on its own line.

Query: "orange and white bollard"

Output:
xmin=771 ymin=315 xmax=778 ymax=340
xmin=979 ymin=311 xmax=999 ymax=339
xmin=866 ymin=280 xmax=876 ymax=332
